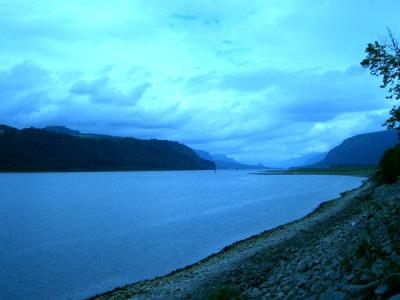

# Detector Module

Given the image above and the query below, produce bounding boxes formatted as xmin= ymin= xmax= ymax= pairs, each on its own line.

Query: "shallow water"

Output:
xmin=0 ymin=170 xmax=363 ymax=299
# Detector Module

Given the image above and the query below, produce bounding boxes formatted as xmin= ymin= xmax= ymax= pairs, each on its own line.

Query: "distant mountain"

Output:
xmin=195 ymin=150 xmax=265 ymax=169
xmin=312 ymin=130 xmax=399 ymax=168
xmin=194 ymin=149 xmax=214 ymax=162
xmin=0 ymin=125 xmax=215 ymax=171
xmin=276 ymin=152 xmax=327 ymax=168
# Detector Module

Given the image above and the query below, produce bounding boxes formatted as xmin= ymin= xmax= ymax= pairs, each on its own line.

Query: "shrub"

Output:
xmin=379 ymin=144 xmax=400 ymax=183
xmin=208 ymin=285 xmax=242 ymax=300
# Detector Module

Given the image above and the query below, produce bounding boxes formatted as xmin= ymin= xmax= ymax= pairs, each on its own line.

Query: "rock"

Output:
xmin=310 ymin=282 xmax=323 ymax=294
xmin=371 ymin=260 xmax=386 ymax=277
xmin=296 ymin=260 xmax=310 ymax=272
xmin=383 ymin=243 xmax=393 ymax=255
xmin=374 ymin=283 xmax=389 ymax=295
xmin=276 ymin=291 xmax=285 ymax=298
xmin=297 ymin=277 xmax=307 ymax=288
xmin=324 ymin=271 xmax=335 ymax=280
xmin=245 ymin=287 xmax=262 ymax=298
xmin=342 ymin=281 xmax=378 ymax=297
xmin=382 ymin=273 xmax=400 ymax=295
xmin=359 ymin=272 xmax=374 ymax=284
xmin=318 ymin=290 xmax=348 ymax=300
xmin=389 ymin=294 xmax=400 ymax=300
xmin=345 ymin=273 xmax=354 ymax=281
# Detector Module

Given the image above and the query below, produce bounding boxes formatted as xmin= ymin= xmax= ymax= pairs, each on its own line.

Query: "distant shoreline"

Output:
xmin=91 ymin=178 xmax=373 ymax=299
xmin=254 ymin=166 xmax=376 ymax=177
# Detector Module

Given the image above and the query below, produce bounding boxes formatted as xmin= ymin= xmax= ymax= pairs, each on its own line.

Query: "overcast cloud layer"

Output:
xmin=0 ymin=0 xmax=399 ymax=164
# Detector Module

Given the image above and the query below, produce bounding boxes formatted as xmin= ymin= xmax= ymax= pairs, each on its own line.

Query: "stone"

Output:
xmin=359 ymin=272 xmax=374 ymax=284
xmin=371 ymin=260 xmax=386 ymax=277
xmin=324 ymin=271 xmax=335 ymax=280
xmin=383 ymin=243 xmax=393 ymax=255
xmin=318 ymin=290 xmax=348 ymax=300
xmin=245 ymin=287 xmax=262 ymax=298
xmin=297 ymin=277 xmax=307 ymax=288
xmin=344 ymin=273 xmax=354 ymax=281
xmin=310 ymin=282 xmax=323 ymax=294
xmin=276 ymin=291 xmax=285 ymax=298
xmin=296 ymin=260 xmax=310 ymax=272
xmin=382 ymin=273 xmax=400 ymax=295
xmin=374 ymin=283 xmax=389 ymax=295
xmin=343 ymin=281 xmax=378 ymax=297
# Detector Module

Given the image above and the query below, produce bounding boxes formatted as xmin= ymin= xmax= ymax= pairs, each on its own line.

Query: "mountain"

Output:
xmin=312 ymin=130 xmax=399 ymax=168
xmin=0 ymin=125 xmax=215 ymax=171
xmin=195 ymin=150 xmax=265 ymax=169
xmin=194 ymin=149 xmax=214 ymax=162
xmin=275 ymin=152 xmax=327 ymax=168
xmin=44 ymin=126 xmax=80 ymax=136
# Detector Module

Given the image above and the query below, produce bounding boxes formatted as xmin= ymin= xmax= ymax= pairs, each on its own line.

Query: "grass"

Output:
xmin=256 ymin=166 xmax=377 ymax=177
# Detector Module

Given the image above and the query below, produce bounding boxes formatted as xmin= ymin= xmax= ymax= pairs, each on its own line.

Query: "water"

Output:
xmin=0 ymin=170 xmax=363 ymax=299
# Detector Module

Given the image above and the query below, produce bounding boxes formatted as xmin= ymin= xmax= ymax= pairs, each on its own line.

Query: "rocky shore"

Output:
xmin=92 ymin=179 xmax=400 ymax=300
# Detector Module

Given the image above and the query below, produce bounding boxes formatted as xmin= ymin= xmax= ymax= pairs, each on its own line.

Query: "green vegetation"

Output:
xmin=379 ymin=144 xmax=400 ymax=183
xmin=0 ymin=125 xmax=215 ymax=172
xmin=208 ymin=285 xmax=242 ymax=300
xmin=257 ymin=166 xmax=377 ymax=177
xmin=361 ymin=29 xmax=400 ymax=129
xmin=361 ymin=30 xmax=400 ymax=184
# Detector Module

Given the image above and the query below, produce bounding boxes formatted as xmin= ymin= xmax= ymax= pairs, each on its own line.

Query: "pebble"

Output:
xmin=374 ymin=283 xmax=389 ymax=295
xmin=296 ymin=260 xmax=310 ymax=272
xmin=318 ymin=290 xmax=347 ymax=300
xmin=344 ymin=273 xmax=354 ymax=281
xmin=343 ymin=281 xmax=378 ymax=297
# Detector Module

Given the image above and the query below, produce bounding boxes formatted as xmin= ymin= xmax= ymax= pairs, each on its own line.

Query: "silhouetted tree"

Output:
xmin=361 ymin=29 xmax=400 ymax=130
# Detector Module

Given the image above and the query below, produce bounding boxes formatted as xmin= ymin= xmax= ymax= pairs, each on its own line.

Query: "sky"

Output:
xmin=0 ymin=0 xmax=399 ymax=165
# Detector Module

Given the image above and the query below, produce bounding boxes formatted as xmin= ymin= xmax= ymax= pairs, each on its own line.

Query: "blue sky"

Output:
xmin=0 ymin=0 xmax=399 ymax=164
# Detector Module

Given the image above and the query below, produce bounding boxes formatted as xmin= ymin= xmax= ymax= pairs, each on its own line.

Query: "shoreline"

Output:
xmin=91 ymin=179 xmax=376 ymax=299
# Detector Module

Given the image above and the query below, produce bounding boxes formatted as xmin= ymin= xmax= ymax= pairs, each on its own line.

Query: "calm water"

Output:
xmin=0 ymin=170 xmax=363 ymax=299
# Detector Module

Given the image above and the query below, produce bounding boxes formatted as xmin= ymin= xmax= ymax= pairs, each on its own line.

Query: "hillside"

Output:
xmin=0 ymin=125 xmax=215 ymax=171
xmin=195 ymin=150 xmax=264 ymax=169
xmin=312 ymin=130 xmax=398 ymax=168
xmin=275 ymin=152 xmax=327 ymax=168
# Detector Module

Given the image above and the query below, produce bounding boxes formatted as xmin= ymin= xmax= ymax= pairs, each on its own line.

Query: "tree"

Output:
xmin=361 ymin=29 xmax=400 ymax=130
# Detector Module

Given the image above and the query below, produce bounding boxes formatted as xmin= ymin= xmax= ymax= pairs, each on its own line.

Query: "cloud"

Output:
xmin=70 ymin=77 xmax=150 ymax=105
xmin=172 ymin=14 xmax=200 ymax=22
xmin=0 ymin=61 xmax=51 ymax=117
xmin=0 ymin=61 xmax=48 ymax=92
xmin=214 ymin=66 xmax=389 ymax=122
xmin=0 ymin=1 xmax=399 ymax=163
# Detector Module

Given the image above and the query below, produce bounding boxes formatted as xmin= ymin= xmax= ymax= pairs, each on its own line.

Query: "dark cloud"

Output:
xmin=0 ymin=61 xmax=50 ymax=120
xmin=172 ymin=12 xmax=220 ymax=25
xmin=172 ymin=14 xmax=200 ymax=21
xmin=0 ymin=62 xmax=189 ymax=139
xmin=0 ymin=61 xmax=48 ymax=92
xmin=215 ymin=66 xmax=386 ymax=122
xmin=70 ymin=77 xmax=150 ymax=105
xmin=218 ymin=69 xmax=287 ymax=92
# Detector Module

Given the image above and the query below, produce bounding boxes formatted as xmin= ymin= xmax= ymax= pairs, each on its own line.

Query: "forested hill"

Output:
xmin=0 ymin=125 xmax=215 ymax=171
xmin=312 ymin=130 xmax=399 ymax=168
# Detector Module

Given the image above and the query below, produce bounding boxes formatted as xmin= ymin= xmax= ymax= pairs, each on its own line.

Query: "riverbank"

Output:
xmin=91 ymin=178 xmax=400 ymax=299
xmin=255 ymin=166 xmax=376 ymax=177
